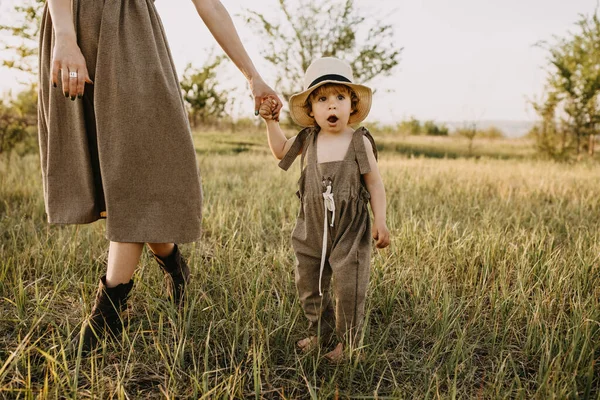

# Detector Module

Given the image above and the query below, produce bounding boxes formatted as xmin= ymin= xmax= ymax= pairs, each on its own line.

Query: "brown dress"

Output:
xmin=37 ymin=0 xmax=203 ymax=243
xmin=279 ymin=126 xmax=377 ymax=343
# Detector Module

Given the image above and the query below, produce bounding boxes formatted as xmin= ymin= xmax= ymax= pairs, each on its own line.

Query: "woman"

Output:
xmin=38 ymin=0 xmax=282 ymax=353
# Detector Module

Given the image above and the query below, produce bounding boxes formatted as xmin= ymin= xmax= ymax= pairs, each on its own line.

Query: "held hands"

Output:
xmin=51 ymin=35 xmax=93 ymax=100
xmin=250 ymin=76 xmax=282 ymax=120
xmin=259 ymin=96 xmax=279 ymax=122
xmin=372 ymin=221 xmax=391 ymax=249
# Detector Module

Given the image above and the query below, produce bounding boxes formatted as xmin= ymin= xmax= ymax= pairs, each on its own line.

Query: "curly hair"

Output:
xmin=302 ymin=83 xmax=360 ymax=122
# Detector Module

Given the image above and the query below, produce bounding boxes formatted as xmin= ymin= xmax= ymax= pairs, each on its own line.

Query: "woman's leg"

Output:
xmin=74 ymin=241 xmax=140 ymax=353
xmin=147 ymin=242 xmax=189 ymax=305
xmin=147 ymin=242 xmax=175 ymax=258
xmin=105 ymin=242 xmax=144 ymax=287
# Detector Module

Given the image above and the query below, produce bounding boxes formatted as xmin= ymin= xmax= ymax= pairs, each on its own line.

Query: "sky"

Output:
xmin=0 ymin=0 xmax=598 ymax=124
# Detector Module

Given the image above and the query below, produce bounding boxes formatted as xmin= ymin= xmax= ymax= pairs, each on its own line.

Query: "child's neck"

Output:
xmin=317 ymin=124 xmax=354 ymax=136
xmin=315 ymin=124 xmax=355 ymax=163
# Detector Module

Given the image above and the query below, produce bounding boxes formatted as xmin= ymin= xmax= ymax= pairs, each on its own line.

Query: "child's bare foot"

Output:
xmin=324 ymin=342 xmax=344 ymax=363
xmin=296 ymin=336 xmax=318 ymax=352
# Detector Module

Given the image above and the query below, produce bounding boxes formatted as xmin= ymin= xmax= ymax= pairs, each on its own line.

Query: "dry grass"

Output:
xmin=0 ymin=131 xmax=599 ymax=398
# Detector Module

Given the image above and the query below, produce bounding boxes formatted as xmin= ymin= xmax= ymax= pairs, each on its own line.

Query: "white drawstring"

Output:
xmin=319 ymin=184 xmax=335 ymax=296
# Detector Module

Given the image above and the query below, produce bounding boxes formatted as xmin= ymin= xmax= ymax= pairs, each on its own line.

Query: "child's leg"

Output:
xmin=105 ymin=241 xmax=144 ymax=287
xmin=324 ymin=254 xmax=369 ymax=363
xmin=329 ymin=240 xmax=372 ymax=351
xmin=294 ymin=251 xmax=336 ymax=344
xmin=331 ymin=259 xmax=370 ymax=346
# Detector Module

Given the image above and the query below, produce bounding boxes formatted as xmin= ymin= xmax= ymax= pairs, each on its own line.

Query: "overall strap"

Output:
xmin=278 ymin=126 xmax=316 ymax=171
xmin=352 ymin=127 xmax=378 ymax=175
xmin=302 ymin=127 xmax=320 ymax=167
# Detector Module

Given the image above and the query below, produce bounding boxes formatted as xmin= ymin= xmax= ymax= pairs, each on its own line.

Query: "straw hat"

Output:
xmin=288 ymin=57 xmax=372 ymax=127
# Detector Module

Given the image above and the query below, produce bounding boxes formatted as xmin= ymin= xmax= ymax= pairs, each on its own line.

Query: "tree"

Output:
xmin=0 ymin=1 xmax=42 ymax=155
xmin=180 ymin=56 xmax=230 ymax=128
xmin=529 ymin=92 xmax=574 ymax=160
xmin=423 ymin=120 xmax=448 ymax=136
xmin=398 ymin=117 xmax=421 ymax=135
xmin=478 ymin=126 xmax=505 ymax=139
xmin=243 ymin=0 xmax=402 ymax=107
xmin=0 ymin=0 xmax=45 ymax=82
xmin=533 ymin=10 xmax=600 ymax=158
xmin=455 ymin=123 xmax=478 ymax=156
xmin=0 ymin=85 xmax=38 ymax=155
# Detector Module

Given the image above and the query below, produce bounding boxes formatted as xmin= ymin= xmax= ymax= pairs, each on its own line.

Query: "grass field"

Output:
xmin=1 ymin=131 xmax=599 ymax=398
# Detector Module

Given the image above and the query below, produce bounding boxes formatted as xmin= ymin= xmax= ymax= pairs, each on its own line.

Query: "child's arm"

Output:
xmin=362 ymin=137 xmax=391 ymax=249
xmin=259 ymin=97 xmax=300 ymax=160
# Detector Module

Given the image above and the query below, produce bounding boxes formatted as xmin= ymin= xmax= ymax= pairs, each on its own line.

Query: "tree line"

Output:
xmin=530 ymin=10 xmax=600 ymax=160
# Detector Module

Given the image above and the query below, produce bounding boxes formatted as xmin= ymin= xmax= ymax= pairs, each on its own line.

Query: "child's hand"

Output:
xmin=372 ymin=222 xmax=390 ymax=249
xmin=259 ymin=96 xmax=279 ymax=122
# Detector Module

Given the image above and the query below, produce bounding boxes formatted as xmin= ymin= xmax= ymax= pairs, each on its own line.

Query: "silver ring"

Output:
xmin=69 ymin=71 xmax=78 ymax=78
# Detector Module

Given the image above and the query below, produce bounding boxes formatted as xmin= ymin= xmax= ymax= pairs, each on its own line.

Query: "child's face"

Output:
xmin=309 ymin=86 xmax=353 ymax=132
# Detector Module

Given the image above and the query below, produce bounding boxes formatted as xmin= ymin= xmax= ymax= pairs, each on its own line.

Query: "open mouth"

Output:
xmin=327 ymin=115 xmax=339 ymax=123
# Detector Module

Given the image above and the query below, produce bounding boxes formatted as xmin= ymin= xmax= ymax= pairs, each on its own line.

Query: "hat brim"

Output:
xmin=288 ymin=80 xmax=372 ymax=127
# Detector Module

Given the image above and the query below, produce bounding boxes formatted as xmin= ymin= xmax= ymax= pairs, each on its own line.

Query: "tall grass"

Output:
xmin=0 ymin=132 xmax=599 ymax=398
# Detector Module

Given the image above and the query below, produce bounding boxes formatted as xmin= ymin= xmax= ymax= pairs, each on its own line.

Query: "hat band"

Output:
xmin=308 ymin=74 xmax=351 ymax=89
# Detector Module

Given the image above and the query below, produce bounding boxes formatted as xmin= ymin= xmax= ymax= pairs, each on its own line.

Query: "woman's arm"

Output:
xmin=48 ymin=0 xmax=76 ymax=39
xmin=191 ymin=0 xmax=282 ymax=117
xmin=47 ymin=0 xmax=92 ymax=99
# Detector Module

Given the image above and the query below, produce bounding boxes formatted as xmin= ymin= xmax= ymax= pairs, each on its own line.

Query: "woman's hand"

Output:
xmin=51 ymin=35 xmax=93 ymax=100
xmin=250 ymin=76 xmax=282 ymax=121
xmin=372 ymin=221 xmax=391 ymax=249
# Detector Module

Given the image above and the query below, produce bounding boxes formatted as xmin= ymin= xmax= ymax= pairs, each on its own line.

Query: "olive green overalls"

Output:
xmin=279 ymin=126 xmax=378 ymax=344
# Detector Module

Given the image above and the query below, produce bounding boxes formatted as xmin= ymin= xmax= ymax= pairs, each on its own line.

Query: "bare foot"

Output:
xmin=324 ymin=342 xmax=345 ymax=363
xmin=297 ymin=336 xmax=319 ymax=352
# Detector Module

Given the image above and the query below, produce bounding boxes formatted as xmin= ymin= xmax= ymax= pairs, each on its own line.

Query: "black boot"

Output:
xmin=151 ymin=244 xmax=190 ymax=306
xmin=73 ymin=275 xmax=133 ymax=354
